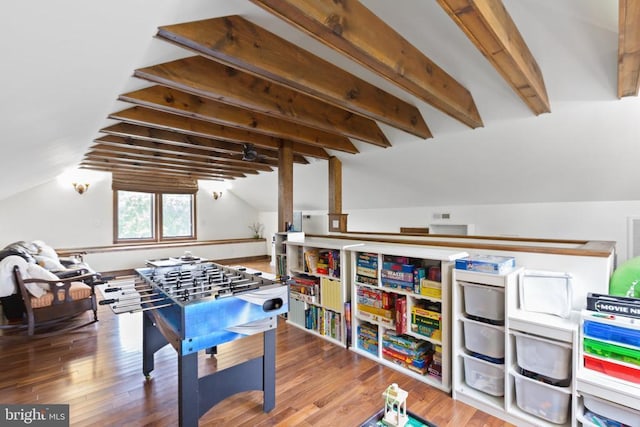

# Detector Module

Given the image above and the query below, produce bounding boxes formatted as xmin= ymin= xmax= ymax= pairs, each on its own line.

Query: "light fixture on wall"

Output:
xmin=199 ymin=179 xmax=232 ymax=201
xmin=57 ymin=168 xmax=106 ymax=195
xmin=72 ymin=182 xmax=90 ymax=194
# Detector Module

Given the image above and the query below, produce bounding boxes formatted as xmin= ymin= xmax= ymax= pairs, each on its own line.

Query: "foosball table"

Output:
xmin=101 ymin=261 xmax=289 ymax=427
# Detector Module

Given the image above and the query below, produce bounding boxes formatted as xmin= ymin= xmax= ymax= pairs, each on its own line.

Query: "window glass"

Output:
xmin=162 ymin=194 xmax=194 ymax=239
xmin=117 ymin=191 xmax=154 ymax=240
xmin=115 ymin=191 xmax=195 ymax=243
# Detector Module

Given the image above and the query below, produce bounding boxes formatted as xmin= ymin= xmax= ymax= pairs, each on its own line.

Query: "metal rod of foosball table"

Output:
xmin=166 ymin=281 xmax=261 ymax=299
xmin=101 ymin=291 xmax=160 ymax=301
xmin=104 ymin=283 xmax=152 ymax=292
xmin=159 ymin=275 xmax=248 ymax=291
xmin=104 ymin=287 xmax=154 ymax=295
xmin=158 ymin=272 xmax=226 ymax=285
xmin=115 ymin=302 xmax=175 ymax=314
xmin=100 ymin=295 xmax=167 ymax=307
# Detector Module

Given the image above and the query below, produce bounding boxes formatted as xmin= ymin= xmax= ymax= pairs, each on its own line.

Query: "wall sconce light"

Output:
xmin=72 ymin=183 xmax=90 ymax=194
xmin=212 ymin=191 xmax=222 ymax=200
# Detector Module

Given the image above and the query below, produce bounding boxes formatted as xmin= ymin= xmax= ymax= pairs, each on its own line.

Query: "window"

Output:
xmin=115 ymin=190 xmax=195 ymax=243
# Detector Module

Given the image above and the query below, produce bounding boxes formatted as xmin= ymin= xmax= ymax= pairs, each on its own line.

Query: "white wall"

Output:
xmin=260 ymin=200 xmax=640 ymax=264
xmin=0 ymin=175 xmax=262 ymax=249
xmin=2 ymin=175 xmax=637 ymax=270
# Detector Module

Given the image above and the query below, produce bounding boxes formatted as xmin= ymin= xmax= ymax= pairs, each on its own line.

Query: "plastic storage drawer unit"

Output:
xmin=513 ymin=369 xmax=571 ymax=424
xmin=583 ymin=320 xmax=640 ymax=348
xmin=583 ymin=354 xmax=640 ymax=384
xmin=582 ymin=394 xmax=640 ymax=427
xmin=461 ymin=352 xmax=504 ymax=396
xmin=462 ymin=317 xmax=505 ymax=360
xmin=583 ymin=337 xmax=640 ymax=367
xmin=513 ymin=330 xmax=572 ymax=381
xmin=459 ymin=281 xmax=505 ymax=323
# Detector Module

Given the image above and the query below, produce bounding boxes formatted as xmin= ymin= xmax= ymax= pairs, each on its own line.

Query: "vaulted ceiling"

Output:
xmin=1 ymin=0 xmax=638 ymax=211
xmin=77 ymin=0 xmax=639 ymax=188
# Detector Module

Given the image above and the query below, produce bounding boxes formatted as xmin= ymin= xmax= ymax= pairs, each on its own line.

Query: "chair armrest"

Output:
xmin=53 ymin=268 xmax=88 ymax=279
xmin=21 ymin=273 xmax=97 ymax=286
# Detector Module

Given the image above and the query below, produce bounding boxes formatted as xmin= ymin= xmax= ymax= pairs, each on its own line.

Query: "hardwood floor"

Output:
xmin=0 ymin=260 xmax=513 ymax=426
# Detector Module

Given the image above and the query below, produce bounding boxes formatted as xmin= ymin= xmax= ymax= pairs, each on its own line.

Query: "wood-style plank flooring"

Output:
xmin=0 ymin=260 xmax=513 ymax=426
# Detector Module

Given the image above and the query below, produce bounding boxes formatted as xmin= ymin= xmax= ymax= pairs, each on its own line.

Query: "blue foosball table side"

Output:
xmin=135 ymin=263 xmax=288 ymax=427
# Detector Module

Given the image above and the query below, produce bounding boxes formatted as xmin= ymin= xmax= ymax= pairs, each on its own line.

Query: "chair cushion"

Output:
xmin=30 ymin=282 xmax=92 ymax=308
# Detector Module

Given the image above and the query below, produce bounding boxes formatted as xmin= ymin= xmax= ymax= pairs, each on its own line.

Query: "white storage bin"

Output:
xmin=513 ymin=369 xmax=571 ymax=424
xmin=462 ymin=317 xmax=504 ymax=359
xmin=513 ymin=330 xmax=572 ymax=381
xmin=461 ymin=352 xmax=504 ymax=396
xmin=460 ymin=281 xmax=504 ymax=323
xmin=583 ymin=394 xmax=640 ymax=427
xmin=520 ymin=270 xmax=572 ymax=318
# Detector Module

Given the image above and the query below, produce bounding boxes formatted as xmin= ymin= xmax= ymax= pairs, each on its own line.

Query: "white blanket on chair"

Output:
xmin=0 ymin=255 xmax=28 ymax=298
xmin=0 ymin=256 xmax=64 ymax=298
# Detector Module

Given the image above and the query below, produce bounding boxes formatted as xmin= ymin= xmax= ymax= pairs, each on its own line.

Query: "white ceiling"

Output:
xmin=2 ymin=0 xmax=637 ymax=213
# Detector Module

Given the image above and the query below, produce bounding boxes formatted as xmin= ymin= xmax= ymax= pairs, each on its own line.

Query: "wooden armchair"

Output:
xmin=12 ymin=265 xmax=98 ymax=336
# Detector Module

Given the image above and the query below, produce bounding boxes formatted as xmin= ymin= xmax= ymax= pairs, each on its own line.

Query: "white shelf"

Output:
xmin=286 ymin=319 xmax=343 ymax=347
xmin=348 ymin=245 xmax=467 ymax=393
xmin=284 ymin=238 xmax=362 ymax=347
xmin=576 ymin=310 xmax=640 ymax=413
xmin=452 ymin=267 xmax=578 ymax=426
xmin=289 ymin=267 xmax=341 ymax=281
xmin=351 ymin=346 xmax=445 ymax=389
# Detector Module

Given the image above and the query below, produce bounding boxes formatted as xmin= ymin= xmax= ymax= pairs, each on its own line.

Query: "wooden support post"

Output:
xmin=278 ymin=140 xmax=294 ymax=232
xmin=328 ymin=156 xmax=347 ymax=232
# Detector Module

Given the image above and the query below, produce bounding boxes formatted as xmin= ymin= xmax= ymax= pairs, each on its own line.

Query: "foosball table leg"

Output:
xmin=263 ymin=328 xmax=276 ymax=412
xmin=178 ymin=352 xmax=199 ymax=427
xmin=142 ymin=312 xmax=169 ymax=378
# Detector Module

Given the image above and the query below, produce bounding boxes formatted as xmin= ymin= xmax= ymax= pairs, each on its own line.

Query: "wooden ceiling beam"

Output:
xmin=84 ymin=152 xmax=250 ymax=177
xmin=134 ymin=56 xmax=390 ymax=147
xmin=80 ymin=164 xmax=222 ymax=181
xmin=99 ymin=124 xmax=308 ymax=166
xmin=157 ymin=16 xmax=432 ymax=138
xmin=107 ymin=108 xmax=331 ymax=160
xmin=437 ymin=0 xmax=550 ymax=115
xmin=119 ymin=85 xmax=363 ymax=152
xmin=94 ymin=135 xmax=275 ymax=171
xmin=618 ymin=0 xmax=640 ymax=97
xmin=90 ymin=142 xmax=267 ymax=174
xmin=81 ymin=160 xmax=238 ymax=180
xmin=250 ymin=0 xmax=482 ymax=129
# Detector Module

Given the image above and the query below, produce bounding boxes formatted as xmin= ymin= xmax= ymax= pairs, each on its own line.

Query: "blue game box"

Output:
xmin=455 ymin=254 xmax=515 ymax=275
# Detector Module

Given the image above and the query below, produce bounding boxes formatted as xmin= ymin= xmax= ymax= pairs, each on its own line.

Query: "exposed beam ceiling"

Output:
xmin=118 ymin=85 xmax=360 ymax=153
xmin=94 ymin=135 xmax=276 ymax=170
xmin=156 ymin=15 xmax=432 ymax=139
xmin=86 ymin=148 xmax=252 ymax=175
xmin=81 ymin=159 xmax=241 ymax=180
xmin=436 ymin=0 xmax=550 ymax=115
xmin=86 ymin=7 xmax=547 ymax=186
xmin=249 ymin=0 xmax=483 ymax=128
xmin=98 ymin=123 xmax=309 ymax=166
xmin=91 ymin=138 xmax=273 ymax=173
xmin=108 ymin=107 xmax=331 ymax=159
xmin=618 ymin=0 xmax=640 ymax=98
xmin=81 ymin=2 xmax=637 ymax=198
xmin=133 ymin=56 xmax=391 ymax=148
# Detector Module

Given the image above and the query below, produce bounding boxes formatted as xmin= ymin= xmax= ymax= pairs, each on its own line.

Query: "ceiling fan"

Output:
xmin=242 ymin=143 xmax=260 ymax=161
